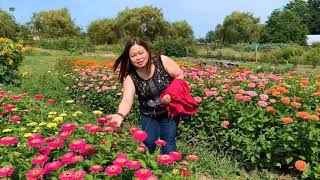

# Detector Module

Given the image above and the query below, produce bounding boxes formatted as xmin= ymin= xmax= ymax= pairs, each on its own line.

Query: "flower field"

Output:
xmin=1 ymin=52 xmax=320 ymax=179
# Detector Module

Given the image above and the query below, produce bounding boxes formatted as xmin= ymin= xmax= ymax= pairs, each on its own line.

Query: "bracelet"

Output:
xmin=116 ymin=112 xmax=125 ymax=120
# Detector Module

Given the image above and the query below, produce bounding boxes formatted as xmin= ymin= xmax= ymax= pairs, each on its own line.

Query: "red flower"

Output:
xmin=46 ymin=99 xmax=55 ymax=104
xmin=34 ymin=94 xmax=43 ymax=100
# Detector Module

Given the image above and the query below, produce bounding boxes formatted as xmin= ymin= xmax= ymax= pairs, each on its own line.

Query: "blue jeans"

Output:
xmin=140 ymin=114 xmax=180 ymax=154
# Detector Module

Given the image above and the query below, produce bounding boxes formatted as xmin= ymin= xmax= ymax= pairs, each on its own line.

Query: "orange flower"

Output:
xmin=312 ymin=92 xmax=320 ymax=96
xmin=272 ymin=91 xmax=281 ymax=97
xmin=294 ymin=97 xmax=301 ymax=101
xmin=309 ymin=114 xmax=319 ymax=121
xmin=300 ymin=78 xmax=309 ymax=85
xmin=296 ymin=112 xmax=309 ymax=120
xmin=282 ymin=117 xmax=293 ymax=124
xmin=295 ymin=160 xmax=307 ymax=171
xmin=281 ymin=97 xmax=291 ymax=104
xmin=266 ymin=106 xmax=275 ymax=112
xmin=291 ymin=102 xmax=301 ymax=108
xmin=278 ymin=83 xmax=286 ymax=87
xmin=277 ymin=87 xmax=289 ymax=94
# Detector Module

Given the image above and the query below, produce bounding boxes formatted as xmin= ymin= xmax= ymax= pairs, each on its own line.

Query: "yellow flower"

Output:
xmin=7 ymin=59 xmax=14 ymax=65
xmin=23 ymin=133 xmax=33 ymax=138
xmin=53 ymin=116 xmax=63 ymax=123
xmin=59 ymin=113 xmax=67 ymax=117
xmin=39 ymin=122 xmax=47 ymax=126
xmin=20 ymin=127 xmax=26 ymax=131
xmin=93 ymin=110 xmax=103 ymax=116
xmin=72 ymin=113 xmax=78 ymax=117
xmin=66 ymin=100 xmax=74 ymax=104
xmin=27 ymin=122 xmax=38 ymax=127
xmin=48 ymin=111 xmax=57 ymax=115
xmin=172 ymin=169 xmax=180 ymax=175
xmin=21 ymin=71 xmax=29 ymax=77
xmin=3 ymin=129 xmax=12 ymax=133
xmin=74 ymin=111 xmax=83 ymax=115
xmin=47 ymin=123 xmax=57 ymax=129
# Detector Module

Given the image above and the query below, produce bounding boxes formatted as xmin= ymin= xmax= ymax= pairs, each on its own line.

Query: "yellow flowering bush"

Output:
xmin=0 ymin=38 xmax=25 ymax=85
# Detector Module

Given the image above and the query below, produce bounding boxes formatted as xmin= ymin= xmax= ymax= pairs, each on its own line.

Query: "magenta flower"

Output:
xmin=59 ymin=171 xmax=75 ymax=180
xmin=0 ymin=136 xmax=19 ymax=146
xmin=74 ymin=170 xmax=86 ymax=180
xmin=126 ymin=160 xmax=142 ymax=169
xmin=26 ymin=168 xmax=45 ymax=180
xmin=27 ymin=138 xmax=44 ymax=148
xmin=31 ymin=155 xmax=49 ymax=165
xmin=69 ymin=139 xmax=86 ymax=151
xmin=157 ymin=154 xmax=174 ymax=165
xmin=132 ymin=130 xmax=148 ymax=142
xmin=169 ymin=152 xmax=182 ymax=161
xmin=89 ymin=165 xmax=103 ymax=173
xmin=0 ymin=166 xmax=15 ymax=177
xmin=61 ymin=152 xmax=76 ymax=164
xmin=134 ymin=168 xmax=153 ymax=180
xmin=155 ymin=139 xmax=166 ymax=147
xmin=61 ymin=123 xmax=77 ymax=132
xmin=258 ymin=101 xmax=268 ymax=107
xmin=113 ymin=158 xmax=128 ymax=168
xmin=9 ymin=115 xmax=21 ymax=123
xmin=104 ymin=165 xmax=122 ymax=176
xmin=44 ymin=161 xmax=63 ymax=173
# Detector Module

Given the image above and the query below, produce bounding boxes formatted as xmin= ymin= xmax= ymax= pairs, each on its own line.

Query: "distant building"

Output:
xmin=307 ymin=35 xmax=320 ymax=45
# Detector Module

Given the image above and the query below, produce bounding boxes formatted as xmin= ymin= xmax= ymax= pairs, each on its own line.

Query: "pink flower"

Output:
xmin=102 ymin=126 xmax=114 ymax=133
xmin=44 ymin=161 xmax=63 ymax=172
xmin=46 ymin=99 xmax=56 ymax=104
xmin=27 ymin=138 xmax=43 ymax=148
xmin=137 ymin=144 xmax=148 ymax=153
xmin=155 ymin=139 xmax=166 ymax=147
xmin=59 ymin=171 xmax=74 ymax=180
xmin=96 ymin=117 xmax=108 ymax=124
xmin=0 ymin=166 xmax=15 ymax=177
xmin=194 ymin=96 xmax=202 ymax=103
xmin=259 ymin=94 xmax=269 ymax=101
xmin=70 ymin=155 xmax=84 ymax=164
xmin=215 ymin=96 xmax=223 ymax=102
xmin=31 ymin=155 xmax=49 ymax=165
xmin=0 ymin=136 xmax=19 ymax=146
xmin=258 ymin=101 xmax=268 ymax=107
xmin=34 ymin=94 xmax=43 ymax=100
xmin=169 ymin=151 xmax=182 ymax=161
xmin=186 ymin=154 xmax=199 ymax=161
xmin=58 ymin=132 xmax=71 ymax=140
xmin=248 ymin=82 xmax=256 ymax=88
xmin=69 ymin=139 xmax=86 ymax=151
xmin=74 ymin=170 xmax=86 ymax=180
xmin=28 ymin=134 xmax=42 ymax=141
xmin=270 ymin=99 xmax=276 ymax=103
xmin=134 ymin=168 xmax=153 ymax=180
xmin=9 ymin=115 xmax=21 ymax=123
xmin=157 ymin=154 xmax=174 ymax=165
xmin=113 ymin=158 xmax=128 ymax=167
xmin=89 ymin=165 xmax=103 ymax=173
xmin=231 ymin=86 xmax=239 ymax=93
xmin=104 ymin=165 xmax=122 ymax=176
xmin=222 ymin=121 xmax=230 ymax=127
xmin=4 ymin=105 xmax=16 ymax=111
xmin=47 ymin=139 xmax=65 ymax=149
xmin=80 ymin=144 xmax=96 ymax=156
xmin=126 ymin=160 xmax=142 ymax=169
xmin=61 ymin=152 xmax=76 ymax=164
xmin=234 ymin=94 xmax=243 ymax=101
xmin=132 ymin=130 xmax=148 ymax=142
xmin=116 ymin=153 xmax=127 ymax=159
xmin=38 ymin=146 xmax=52 ymax=156
xmin=87 ymin=125 xmax=102 ymax=134
xmin=26 ymin=168 xmax=45 ymax=180
xmin=61 ymin=123 xmax=77 ymax=132
xmin=11 ymin=95 xmax=21 ymax=101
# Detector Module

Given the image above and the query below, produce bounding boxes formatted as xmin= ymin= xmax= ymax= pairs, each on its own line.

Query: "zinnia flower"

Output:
xmin=69 ymin=139 xmax=86 ymax=151
xmin=9 ymin=115 xmax=21 ymax=123
xmin=155 ymin=139 xmax=166 ymax=147
xmin=89 ymin=165 xmax=103 ymax=173
xmin=61 ymin=123 xmax=77 ymax=132
xmin=31 ymin=155 xmax=49 ymax=165
xmin=281 ymin=117 xmax=293 ymax=124
xmin=157 ymin=154 xmax=174 ymax=165
xmin=59 ymin=171 xmax=74 ymax=180
xmin=169 ymin=151 xmax=182 ymax=161
xmin=113 ymin=158 xmax=128 ymax=167
xmin=26 ymin=168 xmax=45 ymax=180
xmin=104 ymin=165 xmax=122 ymax=176
xmin=0 ymin=166 xmax=14 ymax=177
xmin=132 ymin=130 xmax=148 ymax=142
xmin=0 ymin=136 xmax=19 ymax=146
xmin=44 ymin=161 xmax=63 ymax=172
xmin=126 ymin=160 xmax=142 ymax=169
xmin=74 ymin=170 xmax=86 ymax=180
xmin=296 ymin=112 xmax=309 ymax=120
xmin=186 ymin=154 xmax=199 ymax=161
xmin=134 ymin=168 xmax=153 ymax=180
xmin=295 ymin=160 xmax=308 ymax=171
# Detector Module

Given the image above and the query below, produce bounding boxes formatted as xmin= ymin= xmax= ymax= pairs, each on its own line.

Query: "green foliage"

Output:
xmin=29 ymin=8 xmax=80 ymax=38
xmin=263 ymin=9 xmax=308 ymax=45
xmin=0 ymin=38 xmax=24 ymax=86
xmin=304 ymin=46 xmax=320 ymax=68
xmin=33 ymin=37 xmax=95 ymax=53
xmin=214 ymin=11 xmax=262 ymax=44
xmin=87 ymin=18 xmax=117 ymax=45
xmin=168 ymin=20 xmax=194 ymax=40
xmin=0 ymin=9 xmax=17 ymax=39
xmin=150 ymin=37 xmax=197 ymax=57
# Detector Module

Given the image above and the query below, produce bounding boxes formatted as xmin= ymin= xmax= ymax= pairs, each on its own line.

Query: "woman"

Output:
xmin=108 ymin=37 xmax=184 ymax=154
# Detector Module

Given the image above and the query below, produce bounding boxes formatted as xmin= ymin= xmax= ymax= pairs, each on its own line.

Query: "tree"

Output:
xmin=116 ymin=6 xmax=168 ymax=41
xmin=307 ymin=0 xmax=320 ymax=34
xmin=264 ymin=9 xmax=308 ymax=45
xmin=214 ymin=11 xmax=262 ymax=44
xmin=168 ymin=20 xmax=194 ymax=40
xmin=29 ymin=8 xmax=80 ymax=38
xmin=0 ymin=9 xmax=17 ymax=39
xmin=87 ymin=18 xmax=117 ymax=45
xmin=205 ymin=30 xmax=216 ymax=43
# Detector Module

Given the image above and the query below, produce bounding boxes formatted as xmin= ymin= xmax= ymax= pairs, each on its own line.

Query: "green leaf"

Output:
xmin=285 ymin=157 xmax=293 ymax=164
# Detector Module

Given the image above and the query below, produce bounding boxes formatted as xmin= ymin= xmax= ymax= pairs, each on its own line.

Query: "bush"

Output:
xmin=304 ymin=47 xmax=320 ymax=68
xmin=33 ymin=37 xmax=95 ymax=54
xmin=0 ymin=38 xmax=24 ymax=86
xmin=150 ymin=38 xmax=197 ymax=57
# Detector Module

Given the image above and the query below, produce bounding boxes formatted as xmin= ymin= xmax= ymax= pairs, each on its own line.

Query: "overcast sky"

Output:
xmin=0 ymin=0 xmax=290 ymax=38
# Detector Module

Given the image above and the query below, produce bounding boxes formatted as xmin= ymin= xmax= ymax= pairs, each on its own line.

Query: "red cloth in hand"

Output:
xmin=160 ymin=78 xmax=198 ymax=118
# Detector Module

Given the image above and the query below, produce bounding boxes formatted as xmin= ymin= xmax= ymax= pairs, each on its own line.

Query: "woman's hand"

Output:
xmin=107 ymin=114 xmax=124 ymax=127
xmin=161 ymin=94 xmax=171 ymax=105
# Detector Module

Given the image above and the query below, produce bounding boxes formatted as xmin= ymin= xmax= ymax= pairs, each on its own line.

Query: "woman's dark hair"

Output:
xmin=113 ymin=37 xmax=152 ymax=83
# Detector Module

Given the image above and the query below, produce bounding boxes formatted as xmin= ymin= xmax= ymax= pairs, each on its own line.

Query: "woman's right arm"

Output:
xmin=108 ymin=75 xmax=136 ymax=127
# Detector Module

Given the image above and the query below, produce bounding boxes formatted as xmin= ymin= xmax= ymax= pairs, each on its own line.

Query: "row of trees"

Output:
xmin=0 ymin=0 xmax=319 ymax=45
xmin=205 ymin=0 xmax=320 ymax=45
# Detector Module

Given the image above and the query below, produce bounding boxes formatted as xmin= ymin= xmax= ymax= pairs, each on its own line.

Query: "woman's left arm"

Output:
xmin=161 ymin=55 xmax=184 ymax=79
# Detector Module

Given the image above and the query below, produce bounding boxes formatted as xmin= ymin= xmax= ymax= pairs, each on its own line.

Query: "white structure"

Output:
xmin=307 ymin=35 xmax=320 ymax=45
